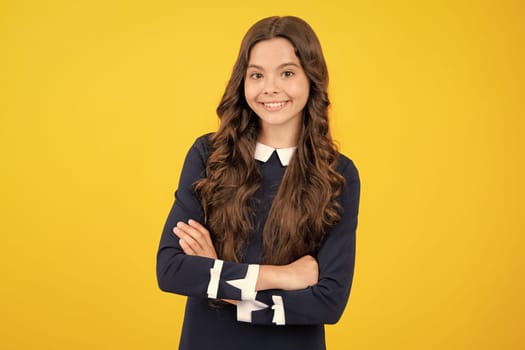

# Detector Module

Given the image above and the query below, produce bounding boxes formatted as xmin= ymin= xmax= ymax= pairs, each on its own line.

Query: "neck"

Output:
xmin=258 ymin=124 xmax=300 ymax=149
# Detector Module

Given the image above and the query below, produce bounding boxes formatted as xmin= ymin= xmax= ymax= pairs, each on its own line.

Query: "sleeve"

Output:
xmin=156 ymin=136 xmax=262 ymax=303
xmin=235 ymin=159 xmax=360 ymax=326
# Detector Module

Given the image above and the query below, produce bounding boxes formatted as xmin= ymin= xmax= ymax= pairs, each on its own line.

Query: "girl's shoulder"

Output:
xmin=336 ymin=152 xmax=359 ymax=182
xmin=190 ymin=132 xmax=214 ymax=158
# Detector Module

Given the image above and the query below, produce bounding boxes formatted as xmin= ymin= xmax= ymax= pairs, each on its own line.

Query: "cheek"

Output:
xmin=244 ymin=82 xmax=258 ymax=103
xmin=288 ymin=74 xmax=309 ymax=93
xmin=290 ymin=80 xmax=310 ymax=104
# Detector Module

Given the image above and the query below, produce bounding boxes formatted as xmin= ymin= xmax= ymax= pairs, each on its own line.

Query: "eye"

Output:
xmin=282 ymin=71 xmax=295 ymax=78
xmin=249 ymin=72 xmax=263 ymax=80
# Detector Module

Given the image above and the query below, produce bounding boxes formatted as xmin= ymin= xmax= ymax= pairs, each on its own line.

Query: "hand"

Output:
xmin=257 ymin=255 xmax=319 ymax=291
xmin=281 ymin=255 xmax=319 ymax=290
xmin=173 ymin=219 xmax=217 ymax=259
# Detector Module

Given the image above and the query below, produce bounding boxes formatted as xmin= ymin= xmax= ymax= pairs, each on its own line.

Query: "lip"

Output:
xmin=259 ymin=100 xmax=289 ymax=112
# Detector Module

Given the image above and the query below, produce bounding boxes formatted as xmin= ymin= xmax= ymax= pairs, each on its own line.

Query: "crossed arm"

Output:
xmin=173 ymin=219 xmax=319 ymax=292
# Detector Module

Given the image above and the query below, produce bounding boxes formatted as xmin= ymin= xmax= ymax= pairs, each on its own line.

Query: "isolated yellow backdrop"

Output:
xmin=1 ymin=0 xmax=524 ymax=349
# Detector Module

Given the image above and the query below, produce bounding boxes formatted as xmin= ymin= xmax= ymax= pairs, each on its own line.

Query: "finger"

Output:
xmin=177 ymin=229 xmax=217 ymax=259
xmin=173 ymin=224 xmax=193 ymax=239
xmin=187 ymin=219 xmax=213 ymax=246
xmin=174 ymin=225 xmax=204 ymax=252
xmin=187 ymin=219 xmax=206 ymax=231
xmin=177 ymin=222 xmax=209 ymax=249
xmin=178 ymin=238 xmax=196 ymax=255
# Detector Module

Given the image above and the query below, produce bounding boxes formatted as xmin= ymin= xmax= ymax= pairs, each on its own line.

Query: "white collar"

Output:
xmin=254 ymin=142 xmax=296 ymax=166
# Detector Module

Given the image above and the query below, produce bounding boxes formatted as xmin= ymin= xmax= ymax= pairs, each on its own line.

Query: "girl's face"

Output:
xmin=244 ymin=38 xmax=310 ymax=141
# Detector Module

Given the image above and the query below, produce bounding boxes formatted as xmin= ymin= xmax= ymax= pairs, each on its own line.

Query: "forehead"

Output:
xmin=247 ymin=37 xmax=300 ymax=66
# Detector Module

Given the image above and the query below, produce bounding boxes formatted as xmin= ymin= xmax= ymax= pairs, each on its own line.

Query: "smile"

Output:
xmin=261 ymin=101 xmax=288 ymax=111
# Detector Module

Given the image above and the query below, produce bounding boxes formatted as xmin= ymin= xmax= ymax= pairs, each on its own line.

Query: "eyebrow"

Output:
xmin=247 ymin=62 xmax=300 ymax=70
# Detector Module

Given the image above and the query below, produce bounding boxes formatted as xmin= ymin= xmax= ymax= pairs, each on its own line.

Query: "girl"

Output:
xmin=157 ymin=16 xmax=360 ymax=350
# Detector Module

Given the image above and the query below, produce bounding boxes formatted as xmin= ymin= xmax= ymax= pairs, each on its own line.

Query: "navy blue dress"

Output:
xmin=157 ymin=134 xmax=360 ymax=350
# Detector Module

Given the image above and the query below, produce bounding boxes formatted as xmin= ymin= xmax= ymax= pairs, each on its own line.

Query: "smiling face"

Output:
xmin=244 ymin=37 xmax=310 ymax=147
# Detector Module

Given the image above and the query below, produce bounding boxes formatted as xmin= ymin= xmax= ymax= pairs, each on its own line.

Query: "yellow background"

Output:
xmin=1 ymin=0 xmax=524 ymax=349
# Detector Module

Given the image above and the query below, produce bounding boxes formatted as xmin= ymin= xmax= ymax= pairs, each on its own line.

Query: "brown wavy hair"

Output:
xmin=194 ymin=16 xmax=345 ymax=265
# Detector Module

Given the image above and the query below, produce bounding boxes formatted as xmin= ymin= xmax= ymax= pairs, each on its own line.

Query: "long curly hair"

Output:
xmin=194 ymin=16 xmax=345 ymax=265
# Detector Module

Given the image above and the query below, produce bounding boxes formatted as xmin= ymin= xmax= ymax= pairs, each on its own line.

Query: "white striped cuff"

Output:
xmin=206 ymin=259 xmax=224 ymax=299
xmin=271 ymin=295 xmax=286 ymax=325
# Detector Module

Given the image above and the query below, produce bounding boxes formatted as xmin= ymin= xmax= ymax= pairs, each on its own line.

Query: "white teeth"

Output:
xmin=264 ymin=102 xmax=286 ymax=108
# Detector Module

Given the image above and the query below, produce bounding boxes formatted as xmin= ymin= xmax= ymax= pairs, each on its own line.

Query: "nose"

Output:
xmin=263 ymin=76 xmax=280 ymax=95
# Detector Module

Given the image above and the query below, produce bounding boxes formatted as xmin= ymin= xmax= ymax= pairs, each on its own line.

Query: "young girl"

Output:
xmin=157 ymin=16 xmax=360 ymax=350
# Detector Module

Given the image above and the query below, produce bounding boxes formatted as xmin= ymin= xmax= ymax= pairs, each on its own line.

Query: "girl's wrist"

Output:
xmin=256 ymin=264 xmax=289 ymax=291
